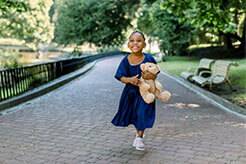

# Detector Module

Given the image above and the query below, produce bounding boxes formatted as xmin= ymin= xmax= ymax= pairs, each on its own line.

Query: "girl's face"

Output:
xmin=128 ymin=33 xmax=146 ymax=54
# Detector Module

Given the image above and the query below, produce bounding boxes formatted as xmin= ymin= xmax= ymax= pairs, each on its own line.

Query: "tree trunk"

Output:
xmin=223 ymin=34 xmax=233 ymax=49
xmin=237 ymin=16 xmax=246 ymax=58
xmin=241 ymin=16 xmax=246 ymax=57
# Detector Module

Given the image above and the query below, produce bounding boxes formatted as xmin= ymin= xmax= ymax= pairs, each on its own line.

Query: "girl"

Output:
xmin=111 ymin=31 xmax=157 ymax=151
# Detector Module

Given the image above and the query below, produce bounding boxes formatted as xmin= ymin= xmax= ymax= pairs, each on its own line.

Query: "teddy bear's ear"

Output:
xmin=140 ymin=63 xmax=145 ymax=71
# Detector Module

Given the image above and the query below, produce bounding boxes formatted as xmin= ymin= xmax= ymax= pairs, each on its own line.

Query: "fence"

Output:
xmin=0 ymin=51 xmax=120 ymax=102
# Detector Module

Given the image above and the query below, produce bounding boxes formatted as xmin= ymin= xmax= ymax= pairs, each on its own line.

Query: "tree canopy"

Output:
xmin=137 ymin=0 xmax=192 ymax=55
xmin=0 ymin=0 xmax=54 ymax=50
xmin=54 ymin=0 xmax=140 ymax=47
xmin=0 ymin=0 xmax=245 ymax=57
xmin=160 ymin=0 xmax=245 ymax=49
xmin=137 ymin=0 xmax=245 ymax=56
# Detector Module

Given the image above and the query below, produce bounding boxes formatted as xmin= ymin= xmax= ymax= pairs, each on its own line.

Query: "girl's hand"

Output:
xmin=128 ymin=74 xmax=139 ymax=86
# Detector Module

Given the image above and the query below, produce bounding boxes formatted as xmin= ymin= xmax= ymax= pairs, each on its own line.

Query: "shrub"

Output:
xmin=0 ymin=50 xmax=22 ymax=69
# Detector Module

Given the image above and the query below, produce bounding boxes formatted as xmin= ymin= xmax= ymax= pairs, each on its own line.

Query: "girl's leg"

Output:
xmin=134 ymin=130 xmax=145 ymax=150
xmin=137 ymin=130 xmax=144 ymax=138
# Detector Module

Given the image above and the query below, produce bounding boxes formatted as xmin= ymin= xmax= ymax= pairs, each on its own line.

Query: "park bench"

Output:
xmin=191 ymin=60 xmax=238 ymax=90
xmin=180 ymin=58 xmax=215 ymax=81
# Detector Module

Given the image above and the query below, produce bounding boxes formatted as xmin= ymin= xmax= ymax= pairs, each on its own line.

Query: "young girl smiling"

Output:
xmin=112 ymin=31 xmax=157 ymax=151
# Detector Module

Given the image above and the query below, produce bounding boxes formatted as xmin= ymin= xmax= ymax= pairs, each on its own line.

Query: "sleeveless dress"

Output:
xmin=111 ymin=53 xmax=157 ymax=131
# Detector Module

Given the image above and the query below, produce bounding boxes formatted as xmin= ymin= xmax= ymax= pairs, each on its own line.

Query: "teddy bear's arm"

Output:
xmin=155 ymin=80 xmax=163 ymax=92
xmin=154 ymin=80 xmax=171 ymax=102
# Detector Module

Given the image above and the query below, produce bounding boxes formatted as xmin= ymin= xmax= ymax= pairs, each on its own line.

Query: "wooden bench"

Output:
xmin=191 ymin=60 xmax=238 ymax=90
xmin=180 ymin=58 xmax=215 ymax=81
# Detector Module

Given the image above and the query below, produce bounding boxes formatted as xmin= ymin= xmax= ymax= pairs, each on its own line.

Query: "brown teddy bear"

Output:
xmin=139 ymin=62 xmax=171 ymax=104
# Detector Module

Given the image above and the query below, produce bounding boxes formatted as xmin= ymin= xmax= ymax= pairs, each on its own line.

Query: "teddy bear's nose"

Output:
xmin=157 ymin=70 xmax=160 ymax=74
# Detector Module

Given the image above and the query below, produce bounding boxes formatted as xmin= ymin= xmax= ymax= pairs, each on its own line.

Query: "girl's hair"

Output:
xmin=129 ymin=31 xmax=146 ymax=41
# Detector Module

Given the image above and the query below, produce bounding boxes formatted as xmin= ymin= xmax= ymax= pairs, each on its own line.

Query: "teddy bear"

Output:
xmin=138 ymin=62 xmax=171 ymax=104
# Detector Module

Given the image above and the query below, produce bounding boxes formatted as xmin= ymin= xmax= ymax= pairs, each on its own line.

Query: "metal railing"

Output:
xmin=0 ymin=51 xmax=120 ymax=101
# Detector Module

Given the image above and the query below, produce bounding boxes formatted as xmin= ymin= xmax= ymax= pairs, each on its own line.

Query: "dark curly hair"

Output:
xmin=129 ymin=30 xmax=146 ymax=41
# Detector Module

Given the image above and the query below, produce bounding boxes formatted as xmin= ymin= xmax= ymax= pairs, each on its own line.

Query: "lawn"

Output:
xmin=158 ymin=56 xmax=246 ymax=111
xmin=159 ymin=56 xmax=199 ymax=76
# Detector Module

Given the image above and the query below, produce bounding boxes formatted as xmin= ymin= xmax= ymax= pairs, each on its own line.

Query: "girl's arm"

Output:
xmin=120 ymin=75 xmax=139 ymax=86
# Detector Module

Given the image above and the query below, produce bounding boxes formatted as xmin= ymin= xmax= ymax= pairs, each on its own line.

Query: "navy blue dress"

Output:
xmin=111 ymin=53 xmax=157 ymax=131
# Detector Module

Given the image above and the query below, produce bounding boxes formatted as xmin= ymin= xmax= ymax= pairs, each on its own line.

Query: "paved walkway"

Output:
xmin=0 ymin=56 xmax=245 ymax=164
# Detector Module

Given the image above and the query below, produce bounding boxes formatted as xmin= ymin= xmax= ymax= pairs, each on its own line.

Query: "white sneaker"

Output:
xmin=132 ymin=135 xmax=145 ymax=147
xmin=135 ymin=137 xmax=145 ymax=151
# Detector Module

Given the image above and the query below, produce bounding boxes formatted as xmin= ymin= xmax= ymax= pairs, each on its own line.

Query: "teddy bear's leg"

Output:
xmin=158 ymin=91 xmax=171 ymax=102
xmin=155 ymin=81 xmax=163 ymax=91
xmin=154 ymin=80 xmax=163 ymax=98
xmin=142 ymin=93 xmax=155 ymax=104
xmin=139 ymin=82 xmax=155 ymax=104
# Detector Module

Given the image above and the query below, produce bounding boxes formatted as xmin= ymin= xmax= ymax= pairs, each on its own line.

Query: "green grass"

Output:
xmin=159 ymin=56 xmax=199 ymax=76
xmin=159 ymin=56 xmax=246 ymax=110
xmin=229 ymin=59 xmax=246 ymax=89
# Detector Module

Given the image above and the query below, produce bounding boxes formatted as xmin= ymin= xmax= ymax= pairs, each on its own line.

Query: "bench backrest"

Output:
xmin=196 ymin=58 xmax=215 ymax=74
xmin=211 ymin=60 xmax=234 ymax=78
xmin=198 ymin=58 xmax=215 ymax=69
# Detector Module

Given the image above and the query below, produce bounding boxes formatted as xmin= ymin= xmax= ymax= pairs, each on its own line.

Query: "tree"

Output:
xmin=0 ymin=0 xmax=54 ymax=53
xmin=0 ymin=0 xmax=31 ymax=38
xmin=0 ymin=0 xmax=29 ymax=13
xmin=160 ymin=0 xmax=245 ymax=57
xmin=137 ymin=0 xmax=192 ymax=55
xmin=54 ymin=0 xmax=140 ymax=47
